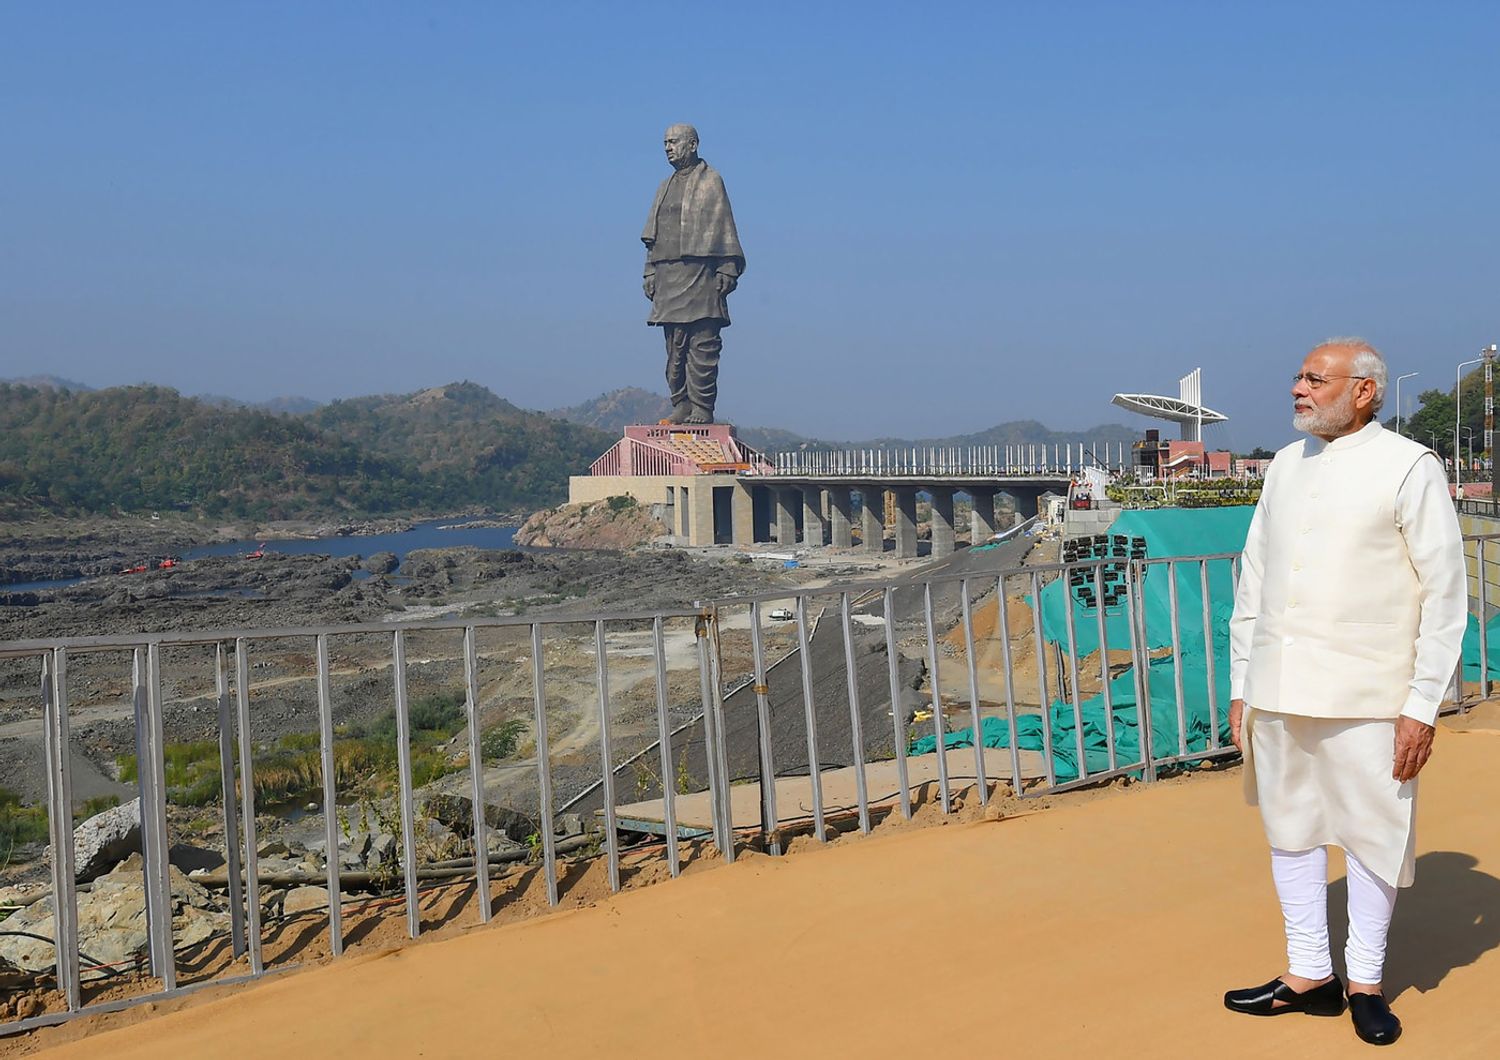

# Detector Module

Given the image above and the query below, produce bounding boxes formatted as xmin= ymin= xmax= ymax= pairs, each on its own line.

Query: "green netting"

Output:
xmin=1463 ymin=611 xmax=1500 ymax=679
xmin=911 ymin=507 xmax=1254 ymax=782
xmin=909 ymin=652 xmax=1230 ymax=781
xmin=912 ymin=505 xmax=1493 ymax=783
xmin=1036 ymin=507 xmax=1252 ymax=656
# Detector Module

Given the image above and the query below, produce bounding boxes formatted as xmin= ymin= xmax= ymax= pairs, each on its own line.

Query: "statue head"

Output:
xmin=663 ymin=124 xmax=700 ymax=170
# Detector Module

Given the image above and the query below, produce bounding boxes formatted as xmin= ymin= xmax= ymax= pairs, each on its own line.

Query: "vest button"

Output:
xmin=1284 ymin=636 xmax=1295 ymax=645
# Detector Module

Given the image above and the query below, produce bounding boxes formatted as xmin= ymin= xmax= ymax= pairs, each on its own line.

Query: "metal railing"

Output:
xmin=768 ymin=442 xmax=1129 ymax=477
xmin=1 ymin=535 xmax=1491 ymax=1035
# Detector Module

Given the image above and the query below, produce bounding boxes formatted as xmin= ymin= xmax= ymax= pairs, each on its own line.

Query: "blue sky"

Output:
xmin=2 ymin=1 xmax=1496 ymax=449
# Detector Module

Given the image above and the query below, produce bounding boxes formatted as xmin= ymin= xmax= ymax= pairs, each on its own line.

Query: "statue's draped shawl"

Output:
xmin=641 ymin=160 xmax=745 ymax=272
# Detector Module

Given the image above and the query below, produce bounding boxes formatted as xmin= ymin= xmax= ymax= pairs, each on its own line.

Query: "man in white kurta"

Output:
xmin=1223 ymin=338 xmax=1467 ymax=1047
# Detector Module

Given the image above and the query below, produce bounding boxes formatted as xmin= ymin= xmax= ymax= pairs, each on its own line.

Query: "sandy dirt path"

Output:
xmin=24 ymin=723 xmax=1500 ymax=1058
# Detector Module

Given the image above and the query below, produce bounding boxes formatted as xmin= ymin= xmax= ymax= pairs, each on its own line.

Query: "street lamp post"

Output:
xmin=1395 ymin=371 xmax=1418 ymax=437
xmin=1457 ymin=357 xmax=1485 ymax=489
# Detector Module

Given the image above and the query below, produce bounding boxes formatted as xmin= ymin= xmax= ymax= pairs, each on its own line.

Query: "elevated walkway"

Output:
xmin=28 ymin=709 xmax=1500 ymax=1059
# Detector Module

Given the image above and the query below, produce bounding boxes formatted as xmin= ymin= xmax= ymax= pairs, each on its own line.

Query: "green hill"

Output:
xmin=305 ymin=382 xmax=612 ymax=513
xmin=0 ymin=382 xmax=611 ymax=520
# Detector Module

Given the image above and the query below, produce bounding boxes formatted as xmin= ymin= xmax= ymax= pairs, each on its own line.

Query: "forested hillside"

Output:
xmin=0 ymin=382 xmax=611 ymax=519
xmin=306 ymin=383 xmax=612 ymax=513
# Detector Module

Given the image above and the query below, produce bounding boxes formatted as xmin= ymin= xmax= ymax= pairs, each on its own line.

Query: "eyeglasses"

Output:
xmin=1291 ymin=372 xmax=1369 ymax=390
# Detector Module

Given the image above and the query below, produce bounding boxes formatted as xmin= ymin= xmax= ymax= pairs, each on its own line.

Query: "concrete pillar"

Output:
xmin=828 ymin=487 xmax=854 ymax=548
xmin=861 ymin=487 xmax=886 ymax=552
xmin=731 ymin=482 xmax=754 ymax=546
xmin=690 ymin=485 xmax=715 ymax=547
xmin=680 ymin=486 xmax=691 ymax=539
xmin=894 ymin=487 xmax=919 ymax=559
xmin=930 ymin=486 xmax=955 ymax=558
xmin=969 ymin=487 xmax=998 ymax=542
xmin=776 ymin=488 xmax=799 ymax=546
xmin=802 ymin=488 xmax=827 ymax=546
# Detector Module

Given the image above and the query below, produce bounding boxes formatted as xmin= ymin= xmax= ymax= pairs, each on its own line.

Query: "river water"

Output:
xmin=10 ymin=518 xmax=521 ymax=594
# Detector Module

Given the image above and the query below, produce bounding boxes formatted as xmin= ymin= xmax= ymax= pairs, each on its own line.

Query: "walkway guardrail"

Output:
xmin=769 ymin=442 xmax=1128 ymax=477
xmin=1 ymin=535 xmax=1492 ymax=1036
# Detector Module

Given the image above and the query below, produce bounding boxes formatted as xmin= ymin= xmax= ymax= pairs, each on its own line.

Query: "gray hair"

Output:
xmin=1316 ymin=335 xmax=1387 ymax=414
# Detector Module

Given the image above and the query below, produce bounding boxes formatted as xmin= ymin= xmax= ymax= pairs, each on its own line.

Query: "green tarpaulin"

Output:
xmin=912 ymin=505 xmax=1492 ymax=783
xmin=912 ymin=507 xmax=1252 ymax=782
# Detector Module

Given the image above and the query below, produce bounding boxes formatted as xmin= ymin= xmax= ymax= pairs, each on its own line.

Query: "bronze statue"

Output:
xmin=641 ymin=124 xmax=745 ymax=424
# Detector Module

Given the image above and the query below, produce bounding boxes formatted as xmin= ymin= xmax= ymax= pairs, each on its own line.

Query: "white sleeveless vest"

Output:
xmin=1240 ymin=422 xmax=1438 ymax=719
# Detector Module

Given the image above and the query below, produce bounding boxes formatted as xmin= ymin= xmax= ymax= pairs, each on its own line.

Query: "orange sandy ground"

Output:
xmin=21 ymin=715 xmax=1500 ymax=1058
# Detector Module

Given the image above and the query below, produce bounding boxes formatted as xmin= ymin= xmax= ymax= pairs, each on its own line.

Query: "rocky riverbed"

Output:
xmin=0 ymin=517 xmax=803 ymax=877
xmin=0 ymin=516 xmax=825 ymax=1006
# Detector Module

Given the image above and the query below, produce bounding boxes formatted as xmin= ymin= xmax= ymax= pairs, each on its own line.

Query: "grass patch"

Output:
xmin=114 ymin=692 xmax=473 ymax=808
xmin=1 ymin=786 xmax=49 ymax=864
xmin=78 ymin=794 xmax=120 ymax=818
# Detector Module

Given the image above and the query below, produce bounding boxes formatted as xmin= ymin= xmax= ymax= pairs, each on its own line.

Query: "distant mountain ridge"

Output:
xmin=552 ymin=388 xmax=1141 ymax=453
xmin=549 ymin=387 xmax=671 ymax=432
xmin=1 ymin=374 xmax=95 ymax=392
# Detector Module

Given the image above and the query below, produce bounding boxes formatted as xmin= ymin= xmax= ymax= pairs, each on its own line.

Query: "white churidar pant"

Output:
xmin=1271 ymin=846 xmax=1399 ymax=984
xmin=1244 ymin=707 xmax=1417 ymax=889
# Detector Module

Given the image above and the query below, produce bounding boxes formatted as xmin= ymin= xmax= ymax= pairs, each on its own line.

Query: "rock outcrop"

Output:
xmin=513 ymin=499 xmax=666 ymax=550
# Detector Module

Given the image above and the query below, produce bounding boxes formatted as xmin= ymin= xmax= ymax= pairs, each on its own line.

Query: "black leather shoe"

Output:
xmin=1224 ymin=975 xmax=1346 ymax=1017
xmin=1348 ymin=992 xmax=1401 ymax=1046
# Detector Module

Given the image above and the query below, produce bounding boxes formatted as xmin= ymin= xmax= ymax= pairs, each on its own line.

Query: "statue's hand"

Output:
xmin=715 ymin=273 xmax=738 ymax=296
xmin=643 ymin=276 xmax=656 ymax=300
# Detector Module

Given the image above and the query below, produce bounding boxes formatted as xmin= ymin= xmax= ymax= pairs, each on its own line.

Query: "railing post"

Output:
xmin=883 ymin=586 xmax=912 ymax=819
xmin=1126 ymin=563 xmax=1157 ymax=781
xmin=922 ymin=582 xmax=952 ymax=812
xmin=748 ymin=603 xmax=782 ymax=854
xmin=214 ymin=644 xmax=246 ymax=958
xmin=41 ymin=652 xmax=81 ymax=1011
xmin=795 ymin=595 xmax=827 ymax=840
xmin=1479 ymin=541 xmax=1491 ymax=699
xmin=1166 ymin=561 xmax=1188 ymax=758
xmin=1028 ymin=571 xmax=1057 ymax=789
xmin=651 ymin=617 xmax=682 ymax=876
xmin=462 ymin=626 xmax=493 ymax=919
xmin=1199 ymin=560 xmax=1221 ymax=751
xmin=143 ymin=643 xmax=176 ymax=989
xmin=959 ymin=579 xmax=989 ymax=805
xmin=525 ymin=623 xmax=560 ymax=905
xmin=839 ymin=592 xmax=872 ymax=833
xmin=693 ymin=612 xmax=728 ymax=855
xmin=233 ymin=639 xmax=264 ymax=974
xmin=703 ymin=608 xmax=736 ymax=862
xmin=314 ymin=634 xmax=343 ymax=956
xmin=594 ymin=620 xmax=624 ymax=889
xmin=391 ymin=630 xmax=424 ymax=931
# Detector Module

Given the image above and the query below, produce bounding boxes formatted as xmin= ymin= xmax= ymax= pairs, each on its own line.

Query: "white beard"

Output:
xmin=1293 ymin=388 xmax=1358 ymax=436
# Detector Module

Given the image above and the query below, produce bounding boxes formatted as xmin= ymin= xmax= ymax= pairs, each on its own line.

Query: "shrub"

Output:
xmin=479 ymin=718 xmax=526 ymax=761
xmin=605 ymin=494 xmax=637 ymax=512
